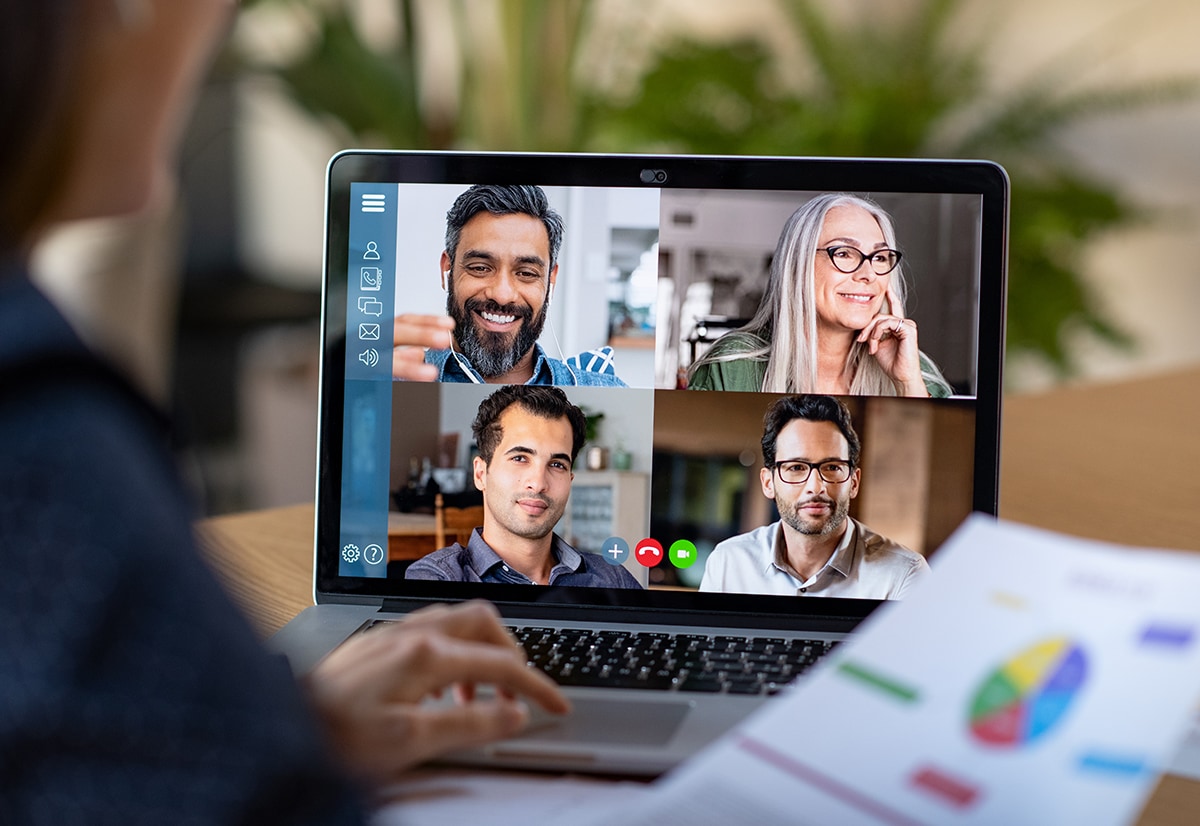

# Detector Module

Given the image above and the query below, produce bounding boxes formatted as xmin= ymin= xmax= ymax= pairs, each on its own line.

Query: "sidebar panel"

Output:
xmin=338 ymin=183 xmax=398 ymax=577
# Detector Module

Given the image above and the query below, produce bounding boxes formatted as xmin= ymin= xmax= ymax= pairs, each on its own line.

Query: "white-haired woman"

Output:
xmin=688 ymin=194 xmax=952 ymax=397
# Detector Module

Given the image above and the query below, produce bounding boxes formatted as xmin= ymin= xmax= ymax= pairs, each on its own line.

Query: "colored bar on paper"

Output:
xmin=1079 ymin=752 xmax=1149 ymax=777
xmin=1140 ymin=624 xmax=1195 ymax=649
xmin=836 ymin=661 xmax=919 ymax=703
xmin=910 ymin=765 xmax=982 ymax=809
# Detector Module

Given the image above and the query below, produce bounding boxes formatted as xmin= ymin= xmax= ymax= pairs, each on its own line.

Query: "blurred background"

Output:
xmin=30 ymin=0 xmax=1200 ymax=515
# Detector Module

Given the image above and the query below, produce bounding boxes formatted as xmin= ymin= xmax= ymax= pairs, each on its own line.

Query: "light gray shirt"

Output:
xmin=698 ymin=518 xmax=929 ymax=599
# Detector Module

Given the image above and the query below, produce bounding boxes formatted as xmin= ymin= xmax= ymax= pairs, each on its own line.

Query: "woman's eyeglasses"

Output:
xmin=818 ymin=246 xmax=902 ymax=275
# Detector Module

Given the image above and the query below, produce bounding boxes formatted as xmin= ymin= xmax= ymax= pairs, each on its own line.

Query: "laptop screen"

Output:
xmin=317 ymin=152 xmax=1007 ymax=627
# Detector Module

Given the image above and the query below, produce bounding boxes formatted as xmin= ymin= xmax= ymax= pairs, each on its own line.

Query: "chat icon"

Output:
xmin=358 ymin=322 xmax=380 ymax=340
xmin=358 ymin=296 xmax=383 ymax=317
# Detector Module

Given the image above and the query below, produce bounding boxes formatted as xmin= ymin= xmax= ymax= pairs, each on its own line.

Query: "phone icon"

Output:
xmin=634 ymin=538 xmax=664 ymax=568
xmin=361 ymin=266 xmax=382 ymax=291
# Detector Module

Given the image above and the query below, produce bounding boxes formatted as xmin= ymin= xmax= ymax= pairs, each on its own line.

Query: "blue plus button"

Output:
xmin=599 ymin=536 xmax=630 ymax=566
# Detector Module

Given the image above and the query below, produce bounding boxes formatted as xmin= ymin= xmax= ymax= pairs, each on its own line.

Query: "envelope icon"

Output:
xmin=358 ymin=322 xmax=380 ymax=340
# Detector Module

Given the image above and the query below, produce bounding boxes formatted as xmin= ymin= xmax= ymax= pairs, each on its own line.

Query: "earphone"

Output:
xmin=449 ymin=345 xmax=484 ymax=384
xmin=541 ymin=282 xmax=579 ymax=384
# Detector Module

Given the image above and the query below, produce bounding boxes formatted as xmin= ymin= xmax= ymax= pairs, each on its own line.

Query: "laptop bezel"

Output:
xmin=314 ymin=151 xmax=1008 ymax=630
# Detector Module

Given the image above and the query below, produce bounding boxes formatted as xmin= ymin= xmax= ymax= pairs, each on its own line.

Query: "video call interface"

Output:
xmin=335 ymin=181 xmax=984 ymax=603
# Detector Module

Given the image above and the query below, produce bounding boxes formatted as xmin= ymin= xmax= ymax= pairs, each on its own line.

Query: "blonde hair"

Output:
xmin=691 ymin=193 xmax=933 ymax=395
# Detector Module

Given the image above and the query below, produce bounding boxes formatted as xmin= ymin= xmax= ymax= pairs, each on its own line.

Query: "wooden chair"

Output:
xmin=433 ymin=493 xmax=484 ymax=550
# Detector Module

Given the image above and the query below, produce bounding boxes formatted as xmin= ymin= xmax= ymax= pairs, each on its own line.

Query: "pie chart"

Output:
xmin=968 ymin=636 xmax=1087 ymax=747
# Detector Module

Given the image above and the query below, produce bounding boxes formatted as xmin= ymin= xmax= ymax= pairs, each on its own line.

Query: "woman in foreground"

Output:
xmin=0 ymin=2 xmax=566 ymax=822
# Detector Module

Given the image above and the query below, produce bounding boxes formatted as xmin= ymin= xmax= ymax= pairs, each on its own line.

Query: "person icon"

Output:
xmin=363 ymin=241 xmax=380 ymax=260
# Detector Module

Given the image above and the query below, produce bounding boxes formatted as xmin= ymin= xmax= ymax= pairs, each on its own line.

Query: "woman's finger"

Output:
xmin=397 ymin=636 xmax=568 ymax=714
xmin=399 ymin=698 xmax=532 ymax=769
xmin=886 ymin=282 xmax=905 ymax=317
xmin=400 ymin=600 xmax=520 ymax=650
xmin=352 ymin=624 xmax=567 ymax=714
xmin=858 ymin=315 xmax=896 ymax=350
xmin=858 ymin=315 xmax=917 ymax=357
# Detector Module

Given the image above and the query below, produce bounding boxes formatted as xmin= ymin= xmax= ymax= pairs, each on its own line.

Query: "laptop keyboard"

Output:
xmin=511 ymin=626 xmax=836 ymax=696
xmin=366 ymin=620 xmax=836 ymax=695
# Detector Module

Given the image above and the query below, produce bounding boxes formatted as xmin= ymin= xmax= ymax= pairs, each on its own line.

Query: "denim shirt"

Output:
xmin=405 ymin=529 xmax=643 ymax=589
xmin=424 ymin=343 xmax=626 ymax=387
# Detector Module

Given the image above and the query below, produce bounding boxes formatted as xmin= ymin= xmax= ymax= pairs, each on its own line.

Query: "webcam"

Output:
xmin=639 ymin=168 xmax=668 ymax=184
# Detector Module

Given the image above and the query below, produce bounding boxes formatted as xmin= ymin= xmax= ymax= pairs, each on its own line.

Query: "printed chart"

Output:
xmin=609 ymin=517 xmax=1200 ymax=826
xmin=969 ymin=637 xmax=1087 ymax=747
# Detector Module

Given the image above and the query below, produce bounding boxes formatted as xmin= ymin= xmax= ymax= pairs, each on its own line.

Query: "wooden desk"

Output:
xmin=196 ymin=366 xmax=1200 ymax=825
xmin=999 ymin=366 xmax=1200 ymax=552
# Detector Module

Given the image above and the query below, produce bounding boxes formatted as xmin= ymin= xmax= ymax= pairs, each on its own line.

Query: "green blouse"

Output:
xmin=688 ymin=333 xmax=953 ymax=397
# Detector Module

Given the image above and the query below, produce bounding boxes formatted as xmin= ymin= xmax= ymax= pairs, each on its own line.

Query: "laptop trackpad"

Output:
xmin=519 ymin=697 xmax=690 ymax=746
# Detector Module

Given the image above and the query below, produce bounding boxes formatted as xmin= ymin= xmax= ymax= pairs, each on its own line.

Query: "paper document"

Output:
xmin=609 ymin=515 xmax=1200 ymax=825
xmin=372 ymin=768 xmax=648 ymax=826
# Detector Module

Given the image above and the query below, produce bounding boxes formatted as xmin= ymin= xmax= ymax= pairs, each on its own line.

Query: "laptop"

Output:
xmin=272 ymin=151 xmax=1009 ymax=775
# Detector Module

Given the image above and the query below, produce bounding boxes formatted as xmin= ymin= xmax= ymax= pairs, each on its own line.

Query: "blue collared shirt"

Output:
xmin=424 ymin=343 xmax=626 ymax=386
xmin=405 ymin=529 xmax=643 ymax=588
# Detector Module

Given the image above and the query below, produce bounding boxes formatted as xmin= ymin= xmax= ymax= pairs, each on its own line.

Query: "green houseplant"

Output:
xmin=235 ymin=0 xmax=1195 ymax=378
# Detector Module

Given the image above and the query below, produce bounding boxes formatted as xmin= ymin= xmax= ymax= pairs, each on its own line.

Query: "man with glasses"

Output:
xmin=699 ymin=394 xmax=929 ymax=598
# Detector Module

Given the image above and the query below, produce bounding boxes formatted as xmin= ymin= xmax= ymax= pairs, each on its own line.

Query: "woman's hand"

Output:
xmin=857 ymin=285 xmax=927 ymax=396
xmin=391 ymin=314 xmax=455 ymax=381
xmin=304 ymin=600 xmax=569 ymax=790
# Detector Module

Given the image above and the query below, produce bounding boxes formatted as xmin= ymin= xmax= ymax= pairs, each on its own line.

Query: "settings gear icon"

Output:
xmin=341 ymin=543 xmax=361 ymax=563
